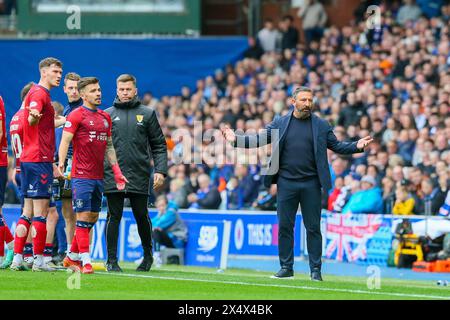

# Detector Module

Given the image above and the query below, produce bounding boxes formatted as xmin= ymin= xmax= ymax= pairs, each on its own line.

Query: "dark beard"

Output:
xmin=297 ymin=110 xmax=311 ymax=119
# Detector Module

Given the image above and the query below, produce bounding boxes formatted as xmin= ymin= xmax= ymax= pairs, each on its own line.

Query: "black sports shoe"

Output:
xmin=270 ymin=268 xmax=294 ymax=279
xmin=106 ymin=261 xmax=123 ymax=272
xmin=136 ymin=256 xmax=154 ymax=272
xmin=52 ymin=253 xmax=66 ymax=266
xmin=310 ymin=269 xmax=323 ymax=281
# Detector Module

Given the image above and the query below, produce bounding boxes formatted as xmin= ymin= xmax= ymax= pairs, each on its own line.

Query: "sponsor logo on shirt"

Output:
xmin=89 ymin=120 xmax=94 ymax=126
xmin=89 ymin=131 xmax=96 ymax=142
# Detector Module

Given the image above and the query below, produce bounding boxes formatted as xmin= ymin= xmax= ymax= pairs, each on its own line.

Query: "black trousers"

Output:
xmin=277 ymin=176 xmax=322 ymax=272
xmin=152 ymin=229 xmax=175 ymax=251
xmin=106 ymin=192 xmax=152 ymax=262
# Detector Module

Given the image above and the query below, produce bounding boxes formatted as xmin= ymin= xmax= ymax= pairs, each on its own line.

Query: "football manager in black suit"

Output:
xmin=222 ymin=86 xmax=373 ymax=280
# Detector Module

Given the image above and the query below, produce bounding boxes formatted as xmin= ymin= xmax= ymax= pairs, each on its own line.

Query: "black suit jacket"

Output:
xmin=234 ymin=110 xmax=363 ymax=191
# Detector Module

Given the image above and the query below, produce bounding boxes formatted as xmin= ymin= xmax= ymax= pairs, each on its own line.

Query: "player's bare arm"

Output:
xmin=58 ymin=131 xmax=74 ymax=177
xmin=105 ymin=136 xmax=118 ymax=166
xmin=54 ymin=115 xmax=66 ymax=128
xmin=106 ymin=136 xmax=129 ymax=190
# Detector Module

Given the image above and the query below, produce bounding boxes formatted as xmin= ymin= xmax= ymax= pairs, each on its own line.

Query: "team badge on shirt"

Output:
xmin=103 ymin=119 xmax=109 ymax=128
xmin=136 ymin=115 xmax=144 ymax=124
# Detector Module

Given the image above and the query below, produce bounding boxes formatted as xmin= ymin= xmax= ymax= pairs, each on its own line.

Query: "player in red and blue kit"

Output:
xmin=11 ymin=57 xmax=63 ymax=272
xmin=59 ymin=72 xmax=83 ymax=260
xmin=58 ymin=77 xmax=127 ymax=274
xmin=3 ymin=83 xmax=36 ymax=269
xmin=0 ymin=95 xmax=15 ymax=268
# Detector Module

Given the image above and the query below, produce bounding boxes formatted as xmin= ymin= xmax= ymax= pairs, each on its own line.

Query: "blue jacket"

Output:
xmin=235 ymin=111 xmax=363 ymax=191
xmin=342 ymin=187 xmax=383 ymax=214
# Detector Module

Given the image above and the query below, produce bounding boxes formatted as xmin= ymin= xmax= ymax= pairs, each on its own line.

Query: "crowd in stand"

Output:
xmin=5 ymin=0 xmax=450 ymax=216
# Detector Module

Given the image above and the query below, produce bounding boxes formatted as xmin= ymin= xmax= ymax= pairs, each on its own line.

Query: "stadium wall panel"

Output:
xmin=0 ymin=37 xmax=247 ymax=125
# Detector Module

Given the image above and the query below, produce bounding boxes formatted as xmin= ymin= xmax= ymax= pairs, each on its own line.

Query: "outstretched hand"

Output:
xmin=356 ymin=136 xmax=374 ymax=150
xmin=26 ymin=106 xmax=42 ymax=120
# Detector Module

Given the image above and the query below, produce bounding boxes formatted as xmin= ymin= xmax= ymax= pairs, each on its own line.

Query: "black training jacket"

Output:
xmin=103 ymin=96 xmax=168 ymax=195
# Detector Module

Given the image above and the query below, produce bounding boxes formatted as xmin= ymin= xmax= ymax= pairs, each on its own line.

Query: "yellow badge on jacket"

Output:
xmin=136 ymin=115 xmax=144 ymax=123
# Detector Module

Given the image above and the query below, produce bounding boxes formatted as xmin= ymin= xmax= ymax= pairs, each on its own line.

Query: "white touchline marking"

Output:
xmin=96 ymin=272 xmax=450 ymax=300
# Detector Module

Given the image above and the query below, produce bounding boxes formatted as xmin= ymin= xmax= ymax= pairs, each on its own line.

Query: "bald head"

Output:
xmin=198 ymin=174 xmax=211 ymax=189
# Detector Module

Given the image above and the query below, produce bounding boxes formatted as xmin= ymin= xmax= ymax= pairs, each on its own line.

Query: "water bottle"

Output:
xmin=436 ymin=280 xmax=448 ymax=286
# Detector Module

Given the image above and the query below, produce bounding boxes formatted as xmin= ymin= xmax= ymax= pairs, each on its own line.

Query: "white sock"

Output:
xmin=67 ymin=243 xmax=71 ymax=254
xmin=0 ymin=257 xmax=4 ymax=264
xmin=6 ymin=241 xmax=14 ymax=251
xmin=68 ymin=252 xmax=80 ymax=261
xmin=34 ymin=254 xmax=43 ymax=266
xmin=44 ymin=256 xmax=52 ymax=264
xmin=80 ymin=253 xmax=91 ymax=266
xmin=13 ymin=254 xmax=23 ymax=265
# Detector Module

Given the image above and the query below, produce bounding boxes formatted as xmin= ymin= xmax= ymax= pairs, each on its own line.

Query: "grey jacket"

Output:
xmin=103 ymin=96 xmax=168 ymax=194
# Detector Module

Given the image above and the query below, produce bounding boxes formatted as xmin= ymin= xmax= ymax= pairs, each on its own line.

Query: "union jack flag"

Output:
xmin=325 ymin=213 xmax=383 ymax=262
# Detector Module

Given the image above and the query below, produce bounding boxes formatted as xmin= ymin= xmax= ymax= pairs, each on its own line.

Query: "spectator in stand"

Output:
xmin=397 ymin=0 xmax=423 ymax=26
xmin=187 ymin=174 xmax=221 ymax=209
xmin=257 ymin=18 xmax=280 ymax=53
xmin=415 ymin=178 xmax=448 ymax=215
xmin=235 ymin=164 xmax=260 ymax=208
xmin=438 ymin=190 xmax=450 ymax=217
xmin=297 ymin=0 xmax=328 ymax=44
xmin=332 ymin=176 xmax=360 ymax=213
xmin=243 ymin=37 xmax=264 ymax=60
xmin=167 ymin=178 xmax=188 ymax=209
xmin=393 ymin=185 xmax=415 ymax=215
xmin=382 ymin=176 xmax=396 ymax=214
xmin=151 ymin=195 xmax=187 ymax=267
xmin=327 ymin=176 xmax=344 ymax=211
xmin=223 ymin=176 xmax=243 ymax=210
xmin=343 ymin=175 xmax=383 ymax=214
xmin=252 ymin=184 xmax=277 ymax=211
xmin=337 ymin=92 xmax=366 ymax=128
xmin=280 ymin=15 xmax=299 ymax=51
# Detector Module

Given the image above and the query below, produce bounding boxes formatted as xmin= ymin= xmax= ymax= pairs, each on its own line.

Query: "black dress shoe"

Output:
xmin=270 ymin=268 xmax=294 ymax=279
xmin=136 ymin=256 xmax=154 ymax=272
xmin=106 ymin=261 xmax=123 ymax=272
xmin=310 ymin=270 xmax=323 ymax=281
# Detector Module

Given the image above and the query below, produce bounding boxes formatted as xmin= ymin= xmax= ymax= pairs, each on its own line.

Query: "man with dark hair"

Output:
xmin=280 ymin=15 xmax=299 ymax=51
xmin=58 ymin=77 xmax=127 ymax=274
xmin=223 ymin=86 xmax=373 ymax=280
xmin=104 ymin=74 xmax=168 ymax=272
xmin=11 ymin=57 xmax=63 ymax=271
xmin=57 ymin=71 xmax=82 ymax=264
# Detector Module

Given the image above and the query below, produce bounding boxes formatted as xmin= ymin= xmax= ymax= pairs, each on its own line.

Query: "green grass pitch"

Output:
xmin=0 ymin=263 xmax=448 ymax=300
